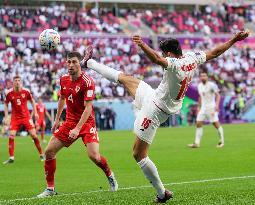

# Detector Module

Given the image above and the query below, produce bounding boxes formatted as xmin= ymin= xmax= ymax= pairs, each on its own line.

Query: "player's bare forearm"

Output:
xmin=55 ymin=96 xmax=65 ymax=121
xmin=75 ymin=101 xmax=93 ymax=130
xmin=215 ymin=93 xmax=221 ymax=110
xmin=132 ymin=35 xmax=168 ymax=67
xmin=46 ymin=111 xmax=52 ymax=122
xmin=30 ymin=99 xmax=38 ymax=116
xmin=205 ymin=39 xmax=235 ymax=61
xmin=198 ymin=97 xmax=201 ymax=111
xmin=4 ymin=103 xmax=8 ymax=117
xmin=206 ymin=30 xmax=249 ymax=61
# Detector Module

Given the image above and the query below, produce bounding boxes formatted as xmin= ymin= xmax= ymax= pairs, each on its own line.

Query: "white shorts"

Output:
xmin=133 ymin=81 xmax=169 ymax=144
xmin=196 ymin=109 xmax=219 ymax=123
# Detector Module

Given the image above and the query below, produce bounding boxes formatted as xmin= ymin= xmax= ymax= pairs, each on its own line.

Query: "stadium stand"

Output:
xmin=0 ymin=2 xmax=254 ymax=127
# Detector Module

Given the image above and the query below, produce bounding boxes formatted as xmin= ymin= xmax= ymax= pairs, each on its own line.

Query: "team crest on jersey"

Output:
xmin=21 ymin=94 xmax=25 ymax=98
xmin=75 ymin=86 xmax=80 ymax=93
xmin=63 ymin=86 xmax=66 ymax=90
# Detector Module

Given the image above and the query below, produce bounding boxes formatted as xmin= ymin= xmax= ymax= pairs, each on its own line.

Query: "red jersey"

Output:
xmin=5 ymin=87 xmax=32 ymax=120
xmin=36 ymin=103 xmax=46 ymax=120
xmin=60 ymin=72 xmax=95 ymax=123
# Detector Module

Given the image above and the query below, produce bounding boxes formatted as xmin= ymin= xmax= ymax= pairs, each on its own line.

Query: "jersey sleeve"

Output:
xmin=26 ymin=90 xmax=33 ymax=101
xmin=187 ymin=51 xmax=206 ymax=65
xmin=84 ymin=80 xmax=95 ymax=101
xmin=212 ymin=83 xmax=219 ymax=93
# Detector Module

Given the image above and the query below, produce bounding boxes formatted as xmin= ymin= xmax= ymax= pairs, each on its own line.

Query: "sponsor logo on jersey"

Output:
xmin=181 ymin=63 xmax=196 ymax=71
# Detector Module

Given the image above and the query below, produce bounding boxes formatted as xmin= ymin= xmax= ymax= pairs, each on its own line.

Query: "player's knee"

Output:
xmin=88 ymin=151 xmax=100 ymax=163
xmin=45 ymin=148 xmax=56 ymax=160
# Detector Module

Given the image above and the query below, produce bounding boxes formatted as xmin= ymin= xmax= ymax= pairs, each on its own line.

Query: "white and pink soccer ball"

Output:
xmin=39 ymin=29 xmax=60 ymax=51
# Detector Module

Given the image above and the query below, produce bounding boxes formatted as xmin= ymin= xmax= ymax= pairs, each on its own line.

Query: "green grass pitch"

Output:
xmin=0 ymin=123 xmax=254 ymax=205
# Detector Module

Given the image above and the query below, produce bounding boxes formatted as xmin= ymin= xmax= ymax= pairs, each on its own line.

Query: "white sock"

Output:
xmin=137 ymin=157 xmax=165 ymax=198
xmin=87 ymin=59 xmax=121 ymax=83
xmin=217 ymin=126 xmax=224 ymax=144
xmin=195 ymin=127 xmax=203 ymax=145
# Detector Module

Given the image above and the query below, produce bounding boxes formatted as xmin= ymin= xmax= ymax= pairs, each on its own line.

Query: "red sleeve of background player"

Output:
xmin=84 ymin=78 xmax=95 ymax=101
xmin=26 ymin=89 xmax=33 ymax=101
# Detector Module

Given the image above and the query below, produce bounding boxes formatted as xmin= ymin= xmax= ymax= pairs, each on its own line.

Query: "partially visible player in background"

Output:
xmin=86 ymin=30 xmax=249 ymax=203
xmin=37 ymin=51 xmax=118 ymax=198
xmin=3 ymin=75 xmax=44 ymax=164
xmin=188 ymin=70 xmax=224 ymax=148
xmin=35 ymin=97 xmax=52 ymax=143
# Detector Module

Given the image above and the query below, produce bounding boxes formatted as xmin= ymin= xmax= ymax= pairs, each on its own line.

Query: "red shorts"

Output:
xmin=36 ymin=119 xmax=46 ymax=128
xmin=10 ymin=118 xmax=35 ymax=131
xmin=53 ymin=121 xmax=99 ymax=147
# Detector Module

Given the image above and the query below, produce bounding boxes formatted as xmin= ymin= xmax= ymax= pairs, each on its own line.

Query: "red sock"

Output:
xmin=95 ymin=156 xmax=112 ymax=177
xmin=8 ymin=135 xmax=15 ymax=158
xmin=44 ymin=159 xmax=56 ymax=189
xmin=33 ymin=138 xmax=43 ymax=155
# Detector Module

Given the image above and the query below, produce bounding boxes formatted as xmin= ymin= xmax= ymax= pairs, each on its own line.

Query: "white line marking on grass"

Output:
xmin=1 ymin=175 xmax=255 ymax=204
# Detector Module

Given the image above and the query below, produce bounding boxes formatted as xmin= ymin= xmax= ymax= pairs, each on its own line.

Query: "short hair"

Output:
xmin=199 ymin=68 xmax=208 ymax=76
xmin=159 ymin=38 xmax=182 ymax=56
xmin=67 ymin=51 xmax=82 ymax=61
xmin=13 ymin=75 xmax=21 ymax=80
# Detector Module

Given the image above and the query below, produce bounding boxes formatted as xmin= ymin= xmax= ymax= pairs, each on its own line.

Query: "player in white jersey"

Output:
xmin=188 ymin=69 xmax=224 ymax=148
xmin=84 ymin=30 xmax=249 ymax=203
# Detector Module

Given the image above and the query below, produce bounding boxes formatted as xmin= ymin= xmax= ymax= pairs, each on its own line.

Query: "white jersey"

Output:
xmin=198 ymin=81 xmax=219 ymax=110
xmin=154 ymin=51 xmax=206 ymax=114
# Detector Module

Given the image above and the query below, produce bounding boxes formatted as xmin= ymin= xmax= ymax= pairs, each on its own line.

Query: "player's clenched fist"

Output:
xmin=233 ymin=30 xmax=250 ymax=42
xmin=68 ymin=127 xmax=80 ymax=140
xmin=132 ymin=35 xmax=144 ymax=46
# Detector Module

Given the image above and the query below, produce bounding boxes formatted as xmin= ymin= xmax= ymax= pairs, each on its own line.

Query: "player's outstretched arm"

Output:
xmin=132 ymin=35 xmax=168 ymax=67
xmin=205 ymin=30 xmax=249 ymax=61
xmin=68 ymin=100 xmax=93 ymax=140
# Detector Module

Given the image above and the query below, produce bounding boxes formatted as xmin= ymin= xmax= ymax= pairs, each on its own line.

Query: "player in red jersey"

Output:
xmin=35 ymin=97 xmax=52 ymax=143
xmin=3 ymin=75 xmax=44 ymax=164
xmin=37 ymin=51 xmax=118 ymax=198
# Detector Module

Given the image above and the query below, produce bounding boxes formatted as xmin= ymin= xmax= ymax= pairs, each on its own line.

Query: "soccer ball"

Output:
xmin=39 ymin=29 xmax=60 ymax=51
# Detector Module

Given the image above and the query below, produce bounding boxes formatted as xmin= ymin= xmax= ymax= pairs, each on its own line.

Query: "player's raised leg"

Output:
xmin=133 ymin=137 xmax=173 ymax=203
xmin=3 ymin=130 xmax=16 ymax=164
xmin=188 ymin=121 xmax=203 ymax=148
xmin=213 ymin=121 xmax=224 ymax=148
xmin=28 ymin=128 xmax=44 ymax=161
xmin=86 ymin=142 xmax=118 ymax=191
xmin=87 ymin=59 xmax=140 ymax=99
xmin=37 ymin=137 xmax=65 ymax=198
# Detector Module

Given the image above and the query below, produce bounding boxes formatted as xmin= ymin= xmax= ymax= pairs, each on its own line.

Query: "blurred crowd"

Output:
xmin=1 ymin=4 xmax=255 ymax=35
xmin=120 ymin=4 xmax=248 ymax=35
xmin=0 ymin=35 xmax=254 ymax=122
xmin=0 ymin=5 xmax=122 ymax=34
xmin=0 ymin=4 xmax=255 ymax=124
